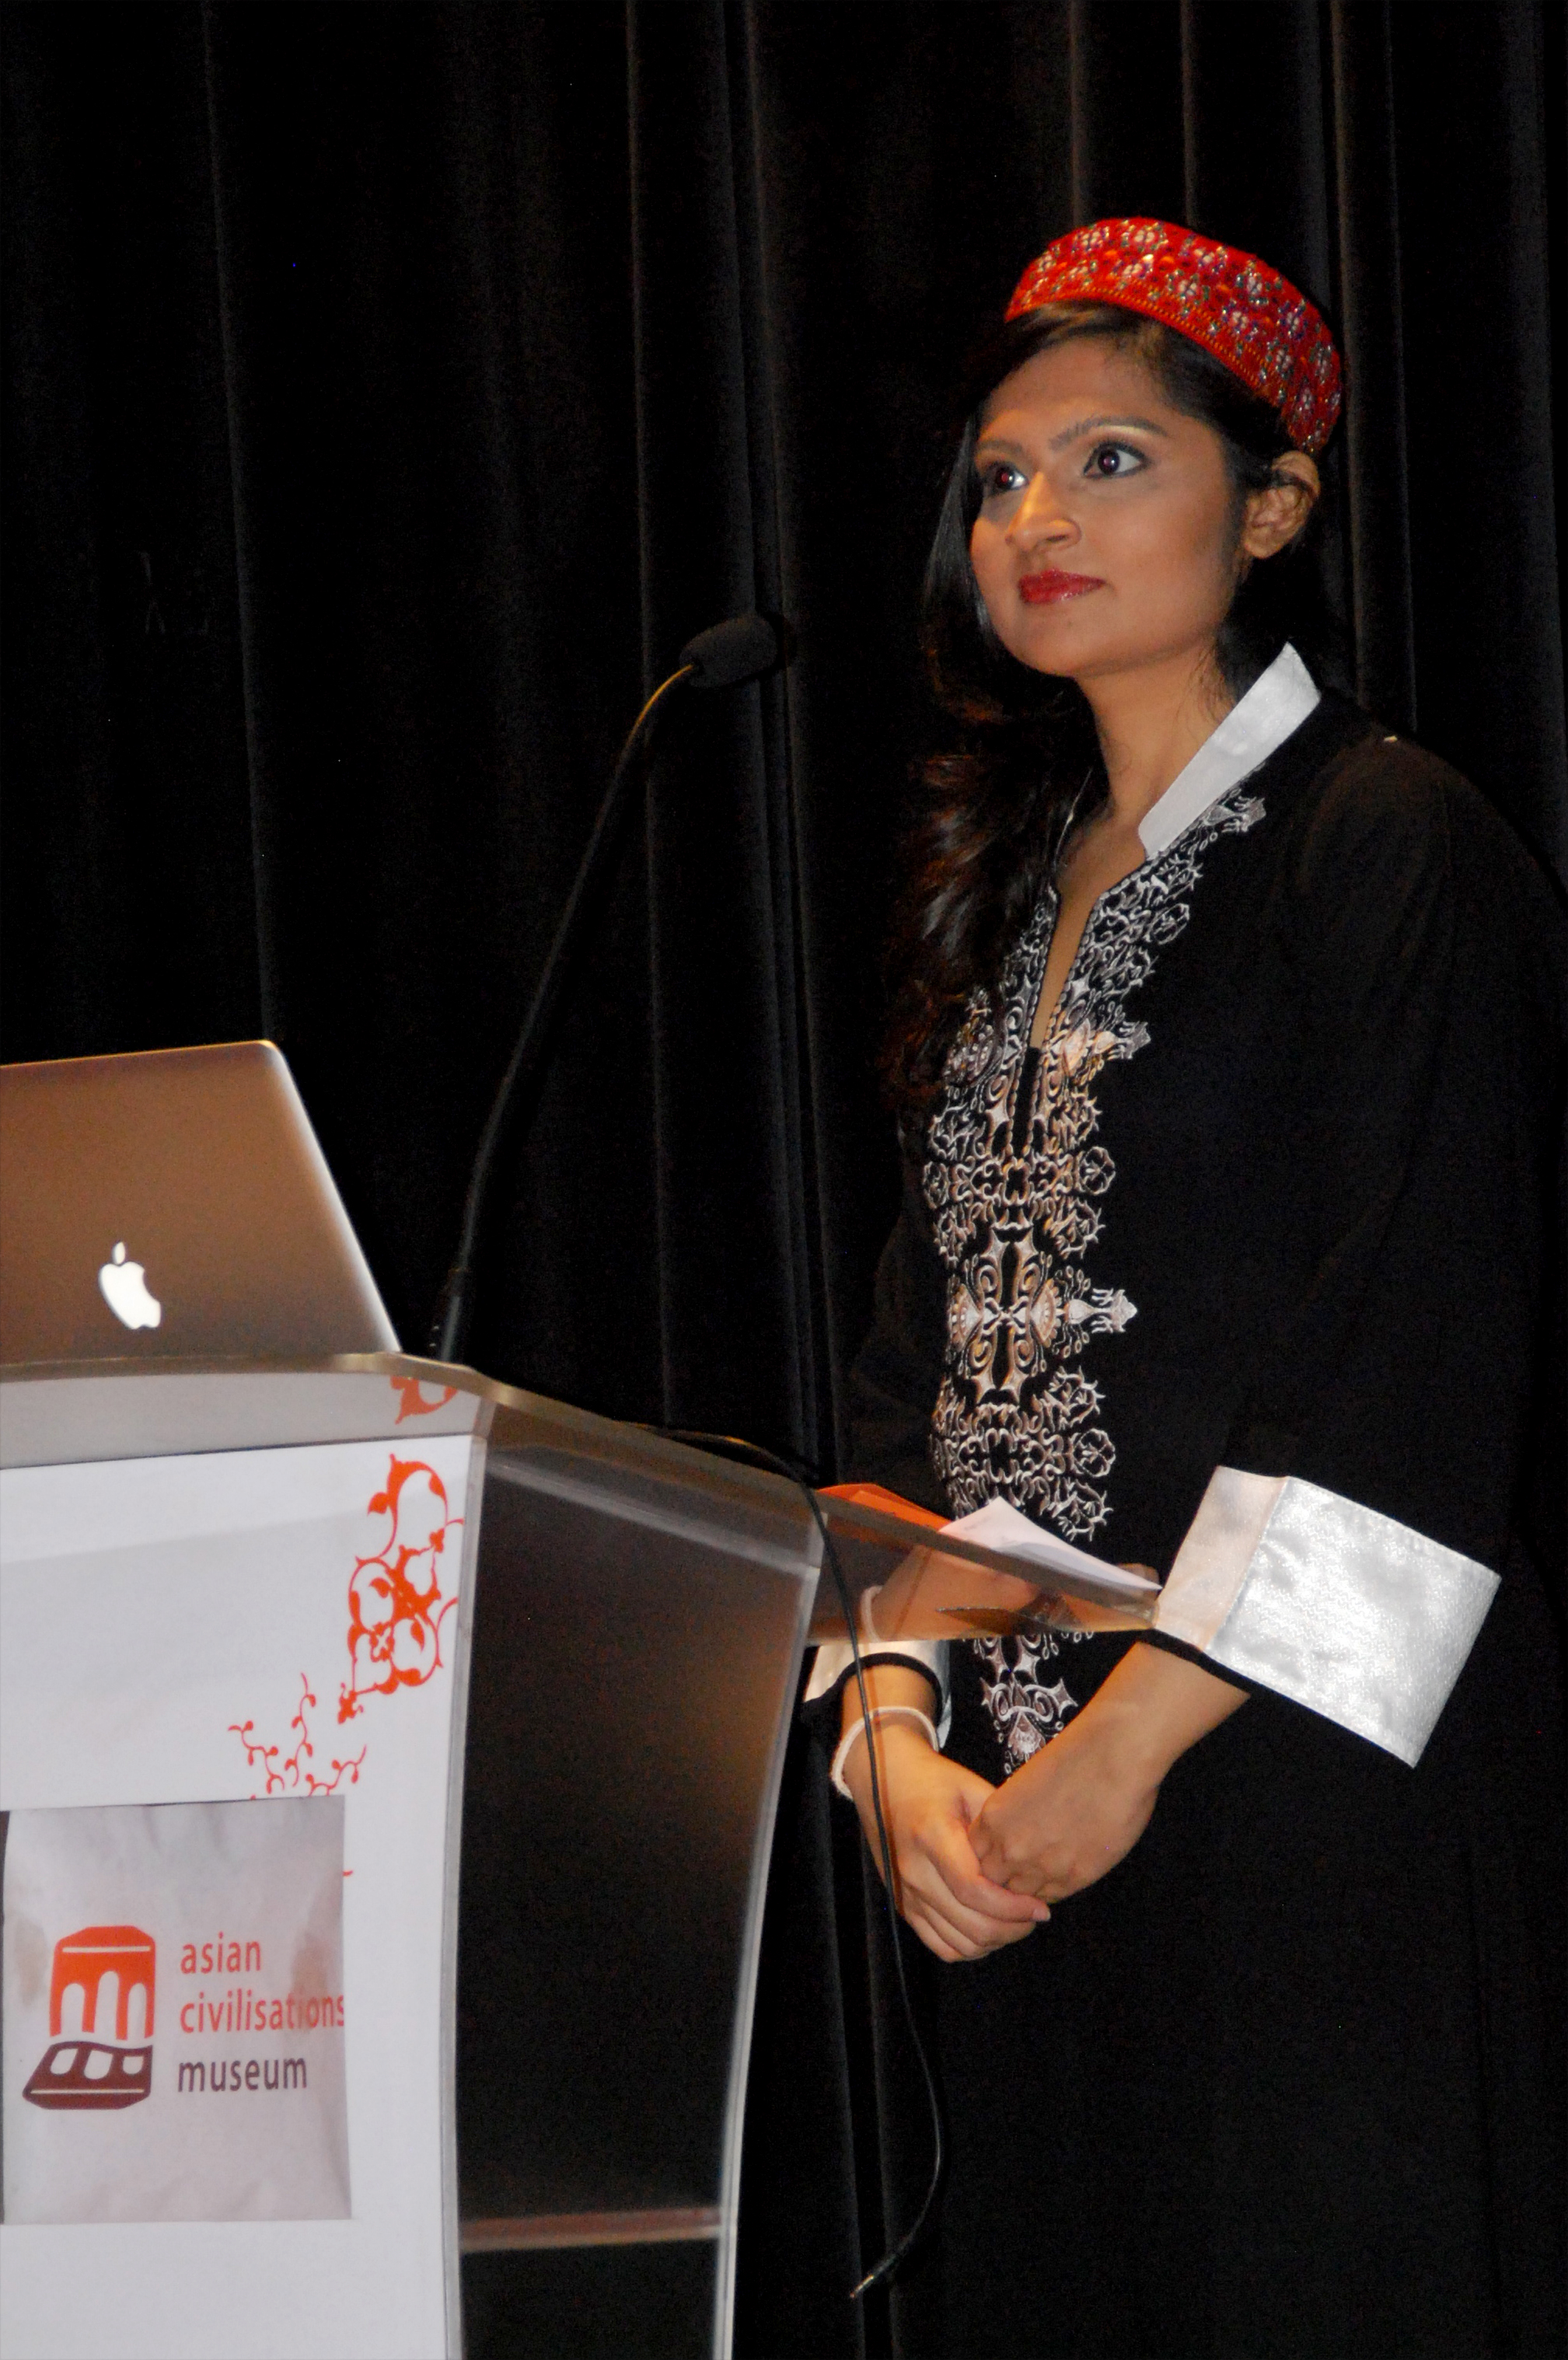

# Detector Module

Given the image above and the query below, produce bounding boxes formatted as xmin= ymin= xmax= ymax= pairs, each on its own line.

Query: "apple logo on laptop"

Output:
xmin=99 ymin=1242 xmax=162 ymax=1330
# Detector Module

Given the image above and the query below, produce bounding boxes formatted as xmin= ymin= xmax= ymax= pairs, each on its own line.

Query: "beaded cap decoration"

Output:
xmin=1004 ymin=218 xmax=1342 ymax=455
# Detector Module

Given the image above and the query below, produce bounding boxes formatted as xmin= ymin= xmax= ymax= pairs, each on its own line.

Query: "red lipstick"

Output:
xmin=1019 ymin=570 xmax=1104 ymax=605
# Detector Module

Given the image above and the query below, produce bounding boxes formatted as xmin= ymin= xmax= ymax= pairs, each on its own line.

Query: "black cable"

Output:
xmin=658 ymin=1428 xmax=946 ymax=2301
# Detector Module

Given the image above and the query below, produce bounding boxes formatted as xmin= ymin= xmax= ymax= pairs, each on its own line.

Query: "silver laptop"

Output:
xmin=0 ymin=1042 xmax=400 ymax=1363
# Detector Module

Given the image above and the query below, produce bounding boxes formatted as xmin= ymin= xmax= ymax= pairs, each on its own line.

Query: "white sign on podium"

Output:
xmin=1 ymin=1367 xmax=485 ymax=2360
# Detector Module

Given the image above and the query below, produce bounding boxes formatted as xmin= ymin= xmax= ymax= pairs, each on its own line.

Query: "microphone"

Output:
xmin=429 ymin=613 xmax=791 ymax=1366
xmin=679 ymin=611 xmax=786 ymax=689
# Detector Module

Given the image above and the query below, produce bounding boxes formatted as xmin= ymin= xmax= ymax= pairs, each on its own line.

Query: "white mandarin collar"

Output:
xmin=1137 ymin=643 xmax=1321 ymax=860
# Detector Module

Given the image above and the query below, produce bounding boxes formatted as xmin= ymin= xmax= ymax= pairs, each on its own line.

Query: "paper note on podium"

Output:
xmin=811 ymin=1482 xmax=1160 ymax=1641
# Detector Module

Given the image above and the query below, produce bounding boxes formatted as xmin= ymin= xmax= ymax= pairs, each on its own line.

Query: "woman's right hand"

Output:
xmin=840 ymin=1705 xmax=1049 ymax=1964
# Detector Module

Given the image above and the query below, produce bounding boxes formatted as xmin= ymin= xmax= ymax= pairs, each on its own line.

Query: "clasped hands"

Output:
xmin=840 ymin=1643 xmax=1245 ymax=1964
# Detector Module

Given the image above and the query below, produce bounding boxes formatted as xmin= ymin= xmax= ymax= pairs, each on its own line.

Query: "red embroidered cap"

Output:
xmin=1004 ymin=218 xmax=1342 ymax=455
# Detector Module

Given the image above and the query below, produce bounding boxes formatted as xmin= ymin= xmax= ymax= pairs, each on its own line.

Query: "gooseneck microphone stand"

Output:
xmin=429 ymin=613 xmax=787 ymax=1364
xmin=429 ymin=607 xmax=952 ymax=2306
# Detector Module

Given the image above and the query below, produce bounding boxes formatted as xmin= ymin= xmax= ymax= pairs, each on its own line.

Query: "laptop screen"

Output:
xmin=0 ymin=1042 xmax=400 ymax=1364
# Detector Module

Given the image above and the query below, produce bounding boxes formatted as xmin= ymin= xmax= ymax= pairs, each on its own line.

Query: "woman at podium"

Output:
xmin=812 ymin=220 xmax=1563 ymax=2354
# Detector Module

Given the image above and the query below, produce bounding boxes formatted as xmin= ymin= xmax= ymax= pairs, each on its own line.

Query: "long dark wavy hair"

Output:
xmin=882 ymin=300 xmax=1339 ymax=1119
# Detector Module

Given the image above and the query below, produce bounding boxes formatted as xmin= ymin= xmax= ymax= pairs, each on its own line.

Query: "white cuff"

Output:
xmin=803 ymin=1587 xmax=952 ymax=1746
xmin=829 ymin=1705 xmax=941 ymax=1800
xmin=1156 ymin=1468 xmax=1499 ymax=1766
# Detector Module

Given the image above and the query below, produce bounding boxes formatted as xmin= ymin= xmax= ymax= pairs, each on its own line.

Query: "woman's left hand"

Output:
xmin=969 ymin=1703 xmax=1160 ymax=1902
xmin=969 ymin=1640 xmax=1248 ymax=1903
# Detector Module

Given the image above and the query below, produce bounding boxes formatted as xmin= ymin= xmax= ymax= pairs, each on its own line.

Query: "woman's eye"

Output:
xmin=1084 ymin=441 xmax=1146 ymax=478
xmin=978 ymin=461 xmax=1025 ymax=498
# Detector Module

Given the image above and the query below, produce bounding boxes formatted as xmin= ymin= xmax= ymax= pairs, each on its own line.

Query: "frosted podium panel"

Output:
xmin=455 ymin=1414 xmax=819 ymax=2359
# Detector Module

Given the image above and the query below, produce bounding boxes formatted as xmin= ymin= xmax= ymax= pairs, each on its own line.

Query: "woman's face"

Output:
xmin=967 ymin=337 xmax=1308 ymax=689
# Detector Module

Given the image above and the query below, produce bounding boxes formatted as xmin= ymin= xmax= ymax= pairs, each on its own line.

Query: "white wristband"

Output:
xmin=829 ymin=1704 xmax=941 ymax=1800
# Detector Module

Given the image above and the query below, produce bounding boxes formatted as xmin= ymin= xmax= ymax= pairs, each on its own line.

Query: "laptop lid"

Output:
xmin=0 ymin=1042 xmax=400 ymax=1364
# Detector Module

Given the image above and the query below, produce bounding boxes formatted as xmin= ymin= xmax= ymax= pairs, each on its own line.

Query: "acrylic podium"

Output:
xmin=0 ymin=1352 xmax=1149 ymax=2360
xmin=0 ymin=1356 xmax=823 ymax=2360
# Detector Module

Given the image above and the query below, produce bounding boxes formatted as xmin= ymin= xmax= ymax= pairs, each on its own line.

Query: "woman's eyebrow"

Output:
xmin=1049 ymin=413 xmax=1170 ymax=450
xmin=973 ymin=414 xmax=1172 ymax=466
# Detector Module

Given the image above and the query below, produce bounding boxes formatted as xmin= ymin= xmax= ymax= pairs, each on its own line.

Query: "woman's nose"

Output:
xmin=1007 ymin=476 xmax=1076 ymax=550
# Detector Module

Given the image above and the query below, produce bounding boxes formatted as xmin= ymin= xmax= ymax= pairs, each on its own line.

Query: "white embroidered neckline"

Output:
xmin=1137 ymin=641 xmax=1318 ymax=857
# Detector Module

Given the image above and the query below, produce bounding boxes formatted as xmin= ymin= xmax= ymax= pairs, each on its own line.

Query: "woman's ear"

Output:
xmin=1241 ymin=452 xmax=1320 ymax=560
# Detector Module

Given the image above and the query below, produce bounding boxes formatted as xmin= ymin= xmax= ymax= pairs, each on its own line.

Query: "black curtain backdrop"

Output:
xmin=4 ymin=6 xmax=1564 ymax=2352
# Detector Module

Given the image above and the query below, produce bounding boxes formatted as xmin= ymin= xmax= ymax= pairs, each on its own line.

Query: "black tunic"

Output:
xmin=846 ymin=693 xmax=1566 ymax=2358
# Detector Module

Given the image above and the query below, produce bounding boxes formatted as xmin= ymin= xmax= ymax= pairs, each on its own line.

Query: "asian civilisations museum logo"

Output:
xmin=3 ymin=1801 xmax=351 ymax=2225
xmin=22 ymin=1925 xmax=155 ymax=2112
